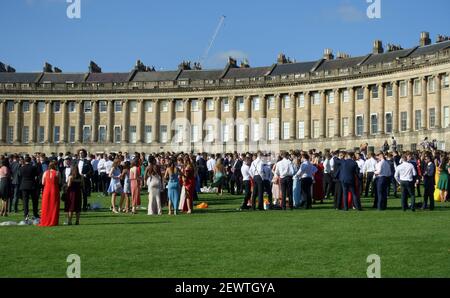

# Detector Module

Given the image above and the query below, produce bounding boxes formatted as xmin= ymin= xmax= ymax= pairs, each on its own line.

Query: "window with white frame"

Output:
xmin=161 ymin=101 xmax=168 ymax=112
xmin=206 ymin=99 xmax=214 ymax=111
xmin=267 ymin=122 xmax=275 ymax=141
xmin=356 ymin=88 xmax=364 ymax=100
xmin=175 ymin=125 xmax=183 ymax=143
xmin=99 ymin=101 xmax=107 ymax=113
xmin=37 ymin=102 xmax=45 ymax=113
xmin=84 ymin=101 xmax=92 ymax=113
xmin=53 ymin=101 xmax=60 ymax=113
xmin=83 ymin=126 xmax=91 ymax=143
xmin=6 ymin=126 xmax=13 ymax=144
xmin=267 ymin=96 xmax=275 ymax=110
xmin=413 ymin=79 xmax=421 ymax=95
xmin=22 ymin=101 xmax=30 ymax=112
xmin=238 ymin=97 xmax=245 ymax=112
xmin=342 ymin=118 xmax=349 ymax=136
xmin=444 ymin=106 xmax=450 ymax=128
xmin=206 ymin=125 xmax=214 ymax=142
xmin=386 ymin=83 xmax=393 ymax=97
xmin=160 ymin=125 xmax=167 ymax=143
xmin=327 ymin=119 xmax=334 ymax=138
xmin=312 ymin=120 xmax=320 ymax=138
xmin=191 ymin=125 xmax=198 ymax=143
xmin=312 ymin=92 xmax=320 ymax=105
xmin=129 ymin=126 xmax=137 ymax=143
xmin=253 ymin=123 xmax=260 ymax=141
xmin=175 ymin=100 xmax=184 ymax=112
xmin=69 ymin=126 xmax=75 ymax=143
xmin=385 ymin=113 xmax=393 ymax=134
xmin=68 ymin=101 xmax=76 ymax=113
xmin=371 ymin=114 xmax=378 ymax=135
xmin=429 ymin=108 xmax=436 ymax=128
xmin=415 ymin=110 xmax=422 ymax=131
xmin=298 ymin=94 xmax=305 ymax=107
xmin=222 ymin=98 xmax=229 ymax=112
xmin=144 ymin=125 xmax=152 ymax=143
xmin=342 ymin=90 xmax=349 ymax=102
xmin=400 ymin=81 xmax=407 ymax=97
xmin=372 ymin=86 xmax=379 ymax=99
xmin=114 ymin=101 xmax=122 ymax=112
xmin=356 ymin=116 xmax=363 ymax=136
xmin=145 ymin=101 xmax=153 ymax=112
xmin=190 ymin=99 xmax=198 ymax=112
xmin=428 ymin=77 xmax=435 ymax=93
xmin=22 ymin=126 xmax=29 ymax=144
xmin=283 ymin=95 xmax=290 ymax=109
xmin=327 ymin=91 xmax=334 ymax=104
xmin=298 ymin=121 xmax=305 ymax=139
xmin=37 ymin=126 xmax=45 ymax=143
xmin=237 ymin=124 xmax=245 ymax=142
xmin=443 ymin=75 xmax=449 ymax=88
xmin=6 ymin=101 xmax=14 ymax=112
xmin=130 ymin=100 xmax=138 ymax=113
xmin=401 ymin=112 xmax=408 ymax=131
xmin=253 ymin=96 xmax=260 ymax=111
xmin=53 ymin=126 xmax=60 ymax=143
xmin=99 ymin=126 xmax=107 ymax=143
xmin=222 ymin=124 xmax=229 ymax=142
xmin=114 ymin=126 xmax=121 ymax=143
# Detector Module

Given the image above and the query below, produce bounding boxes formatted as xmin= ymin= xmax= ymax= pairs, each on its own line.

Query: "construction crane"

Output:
xmin=199 ymin=15 xmax=226 ymax=67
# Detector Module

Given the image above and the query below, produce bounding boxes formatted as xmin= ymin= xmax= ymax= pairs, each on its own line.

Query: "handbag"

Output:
xmin=115 ymin=182 xmax=123 ymax=192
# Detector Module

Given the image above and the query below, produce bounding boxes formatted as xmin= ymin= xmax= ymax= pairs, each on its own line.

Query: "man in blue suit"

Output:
xmin=338 ymin=152 xmax=362 ymax=211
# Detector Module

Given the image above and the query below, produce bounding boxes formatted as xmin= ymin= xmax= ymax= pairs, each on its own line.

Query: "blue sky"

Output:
xmin=1 ymin=0 xmax=450 ymax=72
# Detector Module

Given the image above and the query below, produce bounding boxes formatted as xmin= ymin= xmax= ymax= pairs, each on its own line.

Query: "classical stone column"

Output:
xmin=0 ymin=100 xmax=5 ymax=143
xmin=379 ymin=84 xmax=385 ymax=134
xmin=76 ymin=100 xmax=83 ymax=143
xmin=91 ymin=100 xmax=98 ymax=142
xmin=260 ymin=94 xmax=267 ymax=141
xmin=184 ymin=98 xmax=191 ymax=145
xmin=421 ymin=77 xmax=428 ymax=130
xmin=408 ymin=79 xmax=414 ymax=132
xmin=290 ymin=92 xmax=297 ymax=140
xmin=153 ymin=99 xmax=160 ymax=143
xmin=14 ymin=101 xmax=22 ymax=144
xmin=392 ymin=81 xmax=399 ymax=134
xmin=137 ymin=99 xmax=144 ymax=143
xmin=45 ymin=101 xmax=53 ymax=143
xmin=245 ymin=95 xmax=252 ymax=145
xmin=121 ymin=100 xmax=129 ymax=144
xmin=275 ymin=93 xmax=282 ymax=141
xmin=364 ymin=85 xmax=370 ymax=136
xmin=167 ymin=99 xmax=175 ymax=143
xmin=199 ymin=98 xmax=206 ymax=144
xmin=304 ymin=92 xmax=311 ymax=139
xmin=230 ymin=96 xmax=237 ymax=145
xmin=334 ymin=89 xmax=341 ymax=137
xmin=435 ymin=75 xmax=442 ymax=128
xmin=320 ymin=91 xmax=326 ymax=138
xmin=61 ymin=100 xmax=68 ymax=143
xmin=214 ymin=97 xmax=221 ymax=143
xmin=107 ymin=100 xmax=114 ymax=143
xmin=30 ymin=100 xmax=37 ymax=143
xmin=348 ymin=87 xmax=355 ymax=137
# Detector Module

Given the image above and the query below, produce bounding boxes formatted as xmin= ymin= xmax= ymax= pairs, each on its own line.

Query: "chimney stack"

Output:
xmin=240 ymin=59 xmax=250 ymax=68
xmin=227 ymin=57 xmax=238 ymax=68
xmin=336 ymin=52 xmax=350 ymax=59
xmin=0 ymin=62 xmax=6 ymax=72
xmin=420 ymin=32 xmax=431 ymax=46
xmin=373 ymin=40 xmax=384 ymax=54
xmin=323 ymin=48 xmax=334 ymax=60
xmin=89 ymin=61 xmax=102 ymax=73
xmin=54 ymin=67 xmax=62 ymax=73
xmin=43 ymin=62 xmax=53 ymax=73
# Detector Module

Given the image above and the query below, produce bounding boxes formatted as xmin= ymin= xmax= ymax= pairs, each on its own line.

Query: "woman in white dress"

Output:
xmin=145 ymin=162 xmax=162 ymax=215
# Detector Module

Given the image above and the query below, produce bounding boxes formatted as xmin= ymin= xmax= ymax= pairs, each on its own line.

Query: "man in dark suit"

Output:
xmin=9 ymin=154 xmax=21 ymax=213
xmin=332 ymin=150 xmax=344 ymax=210
xmin=77 ymin=149 xmax=94 ymax=212
xmin=19 ymin=156 xmax=39 ymax=220
xmin=196 ymin=153 xmax=208 ymax=188
xmin=338 ymin=152 xmax=362 ymax=211
xmin=422 ymin=154 xmax=436 ymax=210
xmin=230 ymin=153 xmax=243 ymax=195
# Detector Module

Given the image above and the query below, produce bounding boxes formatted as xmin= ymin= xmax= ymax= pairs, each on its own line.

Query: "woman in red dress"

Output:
xmin=130 ymin=159 xmax=141 ymax=214
xmin=40 ymin=161 xmax=61 ymax=227
xmin=312 ymin=154 xmax=324 ymax=204
xmin=181 ymin=156 xmax=195 ymax=213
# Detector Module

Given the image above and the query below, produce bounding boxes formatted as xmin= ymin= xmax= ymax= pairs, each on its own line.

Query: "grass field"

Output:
xmin=0 ymin=191 xmax=449 ymax=278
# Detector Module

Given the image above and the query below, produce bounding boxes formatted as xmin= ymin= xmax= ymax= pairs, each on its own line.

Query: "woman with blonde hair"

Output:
xmin=145 ymin=160 xmax=162 ymax=215
xmin=107 ymin=159 xmax=123 ymax=214
xmin=211 ymin=158 xmax=226 ymax=196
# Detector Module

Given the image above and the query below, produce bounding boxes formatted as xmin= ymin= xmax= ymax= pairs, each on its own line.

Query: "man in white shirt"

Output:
xmin=239 ymin=157 xmax=252 ymax=210
xmin=394 ymin=154 xmax=417 ymax=211
xmin=374 ymin=152 xmax=392 ymax=210
xmin=355 ymin=152 xmax=365 ymax=197
xmin=275 ymin=152 xmax=295 ymax=210
xmin=91 ymin=154 xmax=100 ymax=193
xmin=104 ymin=155 xmax=114 ymax=196
xmin=249 ymin=151 xmax=266 ymax=211
xmin=363 ymin=152 xmax=377 ymax=197
xmin=207 ymin=155 xmax=216 ymax=184
xmin=322 ymin=152 xmax=333 ymax=200
xmin=97 ymin=154 xmax=107 ymax=195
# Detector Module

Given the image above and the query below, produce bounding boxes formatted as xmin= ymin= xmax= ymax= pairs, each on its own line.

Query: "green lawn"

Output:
xmin=0 ymin=192 xmax=449 ymax=278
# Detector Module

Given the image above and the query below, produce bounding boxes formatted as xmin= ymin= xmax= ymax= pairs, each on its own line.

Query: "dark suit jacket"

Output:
xmin=10 ymin=161 xmax=21 ymax=185
xmin=338 ymin=159 xmax=359 ymax=185
xmin=19 ymin=164 xmax=39 ymax=191
xmin=232 ymin=159 xmax=243 ymax=177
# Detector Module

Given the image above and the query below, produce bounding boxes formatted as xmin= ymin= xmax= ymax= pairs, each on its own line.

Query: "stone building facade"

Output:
xmin=1 ymin=32 xmax=450 ymax=154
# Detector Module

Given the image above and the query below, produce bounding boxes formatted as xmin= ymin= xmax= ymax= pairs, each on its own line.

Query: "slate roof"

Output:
xmin=131 ymin=71 xmax=179 ymax=82
xmin=85 ymin=72 xmax=131 ymax=83
xmin=0 ymin=72 xmax=41 ymax=83
xmin=39 ymin=73 xmax=86 ymax=83
xmin=270 ymin=61 xmax=317 ymax=76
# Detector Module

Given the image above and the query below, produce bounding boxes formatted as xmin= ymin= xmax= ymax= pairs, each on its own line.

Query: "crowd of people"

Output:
xmin=0 ymin=138 xmax=449 ymax=227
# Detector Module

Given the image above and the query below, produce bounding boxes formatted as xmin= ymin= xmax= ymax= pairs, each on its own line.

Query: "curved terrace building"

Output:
xmin=1 ymin=32 xmax=450 ymax=153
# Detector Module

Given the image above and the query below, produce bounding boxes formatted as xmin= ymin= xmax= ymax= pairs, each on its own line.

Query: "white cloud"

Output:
xmin=337 ymin=2 xmax=366 ymax=23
